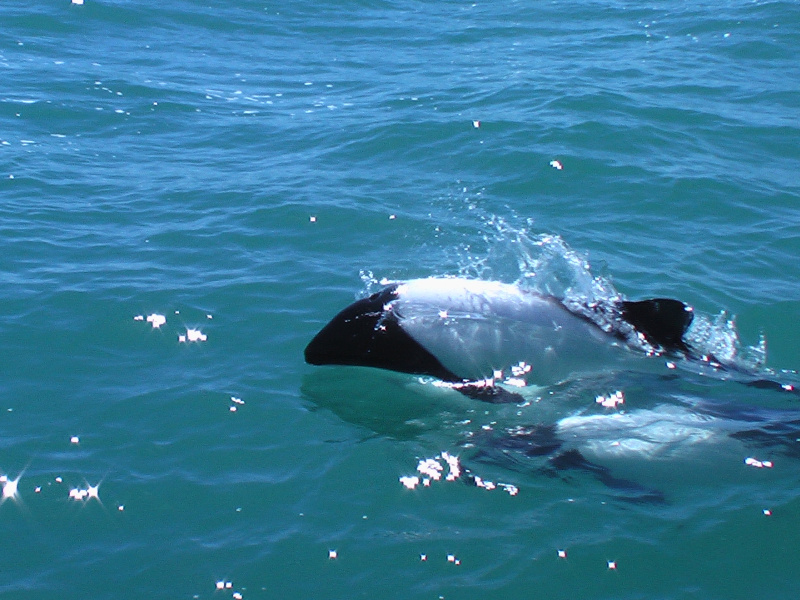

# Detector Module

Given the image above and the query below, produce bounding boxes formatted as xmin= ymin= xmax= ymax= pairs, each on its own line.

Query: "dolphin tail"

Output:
xmin=743 ymin=378 xmax=799 ymax=396
xmin=549 ymin=449 xmax=666 ymax=504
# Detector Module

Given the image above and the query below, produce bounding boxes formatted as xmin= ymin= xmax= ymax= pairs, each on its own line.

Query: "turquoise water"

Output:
xmin=1 ymin=0 xmax=799 ymax=598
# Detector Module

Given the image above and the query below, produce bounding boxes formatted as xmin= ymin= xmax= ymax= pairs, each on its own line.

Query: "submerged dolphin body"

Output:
xmin=305 ymin=277 xmax=694 ymax=396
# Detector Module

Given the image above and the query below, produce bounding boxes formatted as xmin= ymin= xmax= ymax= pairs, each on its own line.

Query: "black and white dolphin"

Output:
xmin=305 ymin=277 xmax=800 ymax=498
xmin=305 ymin=277 xmax=696 ymax=399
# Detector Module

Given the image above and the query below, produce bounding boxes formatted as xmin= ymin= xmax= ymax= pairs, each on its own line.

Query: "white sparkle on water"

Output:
xmin=146 ymin=314 xmax=166 ymax=328
xmin=596 ymin=390 xmax=625 ymax=409
xmin=185 ymin=329 xmax=207 ymax=342
xmin=2 ymin=476 xmax=19 ymax=499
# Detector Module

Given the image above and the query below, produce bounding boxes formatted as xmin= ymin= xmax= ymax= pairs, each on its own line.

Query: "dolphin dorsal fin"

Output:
xmin=620 ymin=298 xmax=693 ymax=353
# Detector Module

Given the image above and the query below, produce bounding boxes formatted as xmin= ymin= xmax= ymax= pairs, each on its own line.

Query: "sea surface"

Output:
xmin=1 ymin=0 xmax=799 ymax=598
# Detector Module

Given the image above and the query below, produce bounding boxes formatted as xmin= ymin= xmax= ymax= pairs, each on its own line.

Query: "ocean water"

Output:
xmin=1 ymin=0 xmax=799 ymax=598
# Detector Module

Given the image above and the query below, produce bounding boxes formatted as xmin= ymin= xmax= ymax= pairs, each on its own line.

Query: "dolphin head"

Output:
xmin=304 ymin=284 xmax=458 ymax=381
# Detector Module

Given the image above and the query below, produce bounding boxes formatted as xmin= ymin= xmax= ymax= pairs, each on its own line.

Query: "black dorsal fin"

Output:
xmin=620 ymin=298 xmax=694 ymax=353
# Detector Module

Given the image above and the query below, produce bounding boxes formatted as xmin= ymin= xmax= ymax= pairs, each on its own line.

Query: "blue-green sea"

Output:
xmin=2 ymin=1 xmax=800 ymax=598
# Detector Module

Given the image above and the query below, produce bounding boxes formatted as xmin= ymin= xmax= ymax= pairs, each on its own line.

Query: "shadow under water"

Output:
xmin=302 ymin=363 xmax=800 ymax=505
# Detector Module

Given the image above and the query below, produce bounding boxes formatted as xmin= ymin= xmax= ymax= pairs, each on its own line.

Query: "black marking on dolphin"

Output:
xmin=304 ymin=284 xmax=461 ymax=382
xmin=619 ymin=298 xmax=694 ymax=354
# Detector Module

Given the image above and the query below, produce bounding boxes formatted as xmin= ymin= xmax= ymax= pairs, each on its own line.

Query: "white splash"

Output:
xmin=596 ymin=390 xmax=625 ymax=409
xmin=399 ymin=476 xmax=420 ymax=489
xmin=180 ymin=328 xmax=207 ymax=343
xmin=400 ymin=452 xmax=518 ymax=496
xmin=473 ymin=476 xmax=496 ymax=490
xmin=441 ymin=451 xmax=461 ymax=481
xmin=416 ymin=458 xmax=443 ymax=480
xmin=187 ymin=328 xmax=207 ymax=342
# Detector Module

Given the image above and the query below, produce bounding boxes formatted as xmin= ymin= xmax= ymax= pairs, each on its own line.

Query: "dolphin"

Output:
xmin=305 ymin=277 xmax=696 ymax=399
xmin=304 ymin=277 xmax=799 ymax=496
